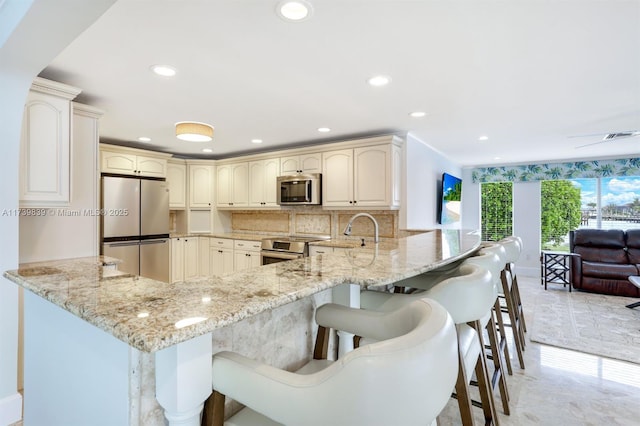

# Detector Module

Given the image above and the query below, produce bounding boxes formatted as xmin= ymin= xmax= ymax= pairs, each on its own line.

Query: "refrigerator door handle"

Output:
xmin=139 ymin=239 xmax=168 ymax=245
xmin=105 ymin=241 xmax=141 ymax=247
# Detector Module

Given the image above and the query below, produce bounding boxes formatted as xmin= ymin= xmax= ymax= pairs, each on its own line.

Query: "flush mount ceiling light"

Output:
xmin=150 ymin=65 xmax=176 ymax=77
xmin=409 ymin=111 xmax=427 ymax=118
xmin=277 ymin=0 xmax=313 ymax=21
xmin=367 ymin=75 xmax=391 ymax=87
xmin=175 ymin=121 xmax=214 ymax=142
xmin=251 ymin=139 xmax=263 ymax=144
xmin=317 ymin=127 xmax=331 ymax=133
xmin=478 ymin=135 xmax=489 ymax=141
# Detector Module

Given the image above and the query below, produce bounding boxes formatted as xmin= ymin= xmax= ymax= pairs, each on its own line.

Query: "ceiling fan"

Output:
xmin=569 ymin=130 xmax=640 ymax=148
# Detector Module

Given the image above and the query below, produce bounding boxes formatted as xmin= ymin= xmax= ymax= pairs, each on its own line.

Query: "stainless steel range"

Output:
xmin=260 ymin=236 xmax=329 ymax=265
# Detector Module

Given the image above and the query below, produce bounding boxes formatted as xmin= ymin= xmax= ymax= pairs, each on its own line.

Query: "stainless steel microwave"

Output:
xmin=277 ymin=174 xmax=322 ymax=205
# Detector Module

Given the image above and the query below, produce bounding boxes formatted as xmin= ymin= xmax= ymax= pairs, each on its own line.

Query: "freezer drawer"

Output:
xmin=102 ymin=241 xmax=140 ymax=276
xmin=140 ymin=239 xmax=170 ymax=283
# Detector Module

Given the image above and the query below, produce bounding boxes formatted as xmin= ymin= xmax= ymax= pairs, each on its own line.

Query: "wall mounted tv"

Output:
xmin=438 ymin=172 xmax=462 ymax=225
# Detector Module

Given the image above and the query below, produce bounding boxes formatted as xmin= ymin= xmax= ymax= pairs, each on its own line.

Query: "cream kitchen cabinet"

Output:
xmin=248 ymin=158 xmax=280 ymax=207
xmin=216 ymin=162 xmax=249 ymax=208
xmin=233 ymin=240 xmax=262 ymax=271
xmin=170 ymin=236 xmax=199 ymax=283
xmin=189 ymin=164 xmax=214 ymax=208
xmin=167 ymin=161 xmax=187 ymax=209
xmin=209 ymin=238 xmax=234 ymax=276
xmin=198 ymin=237 xmax=210 ymax=277
xmin=101 ymin=151 xmax=167 ymax=178
xmin=20 ymin=78 xmax=81 ymax=207
xmin=322 ymin=144 xmax=401 ymax=209
xmin=280 ymin=153 xmax=322 ymax=175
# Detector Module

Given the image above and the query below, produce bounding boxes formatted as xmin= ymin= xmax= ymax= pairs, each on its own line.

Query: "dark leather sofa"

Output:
xmin=570 ymin=229 xmax=640 ymax=297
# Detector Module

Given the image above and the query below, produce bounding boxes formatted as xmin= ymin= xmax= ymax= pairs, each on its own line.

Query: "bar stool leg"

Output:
xmin=473 ymin=320 xmax=500 ymax=426
xmin=485 ymin=313 xmax=510 ymax=415
xmin=493 ymin=299 xmax=513 ymax=375
xmin=501 ymin=270 xmax=525 ymax=369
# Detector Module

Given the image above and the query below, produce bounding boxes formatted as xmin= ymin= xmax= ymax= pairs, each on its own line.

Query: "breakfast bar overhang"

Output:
xmin=4 ymin=229 xmax=480 ymax=426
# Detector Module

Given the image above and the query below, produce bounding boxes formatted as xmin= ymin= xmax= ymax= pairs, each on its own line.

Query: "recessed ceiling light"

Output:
xmin=479 ymin=135 xmax=489 ymax=141
xmin=409 ymin=111 xmax=427 ymax=118
xmin=277 ymin=0 xmax=313 ymax=21
xmin=494 ymin=156 xmax=501 ymax=160
xmin=367 ymin=75 xmax=391 ymax=87
xmin=138 ymin=137 xmax=151 ymax=142
xmin=251 ymin=139 xmax=263 ymax=144
xmin=150 ymin=65 xmax=176 ymax=77
xmin=317 ymin=127 xmax=331 ymax=133
xmin=202 ymin=148 xmax=213 ymax=153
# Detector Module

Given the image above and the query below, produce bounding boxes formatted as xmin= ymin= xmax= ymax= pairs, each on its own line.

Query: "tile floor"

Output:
xmin=437 ymin=275 xmax=640 ymax=426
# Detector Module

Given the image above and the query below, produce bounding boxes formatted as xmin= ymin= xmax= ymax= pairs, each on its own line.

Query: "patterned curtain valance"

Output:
xmin=471 ymin=157 xmax=640 ymax=183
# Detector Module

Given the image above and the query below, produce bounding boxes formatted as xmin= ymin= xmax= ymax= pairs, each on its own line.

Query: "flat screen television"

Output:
xmin=438 ymin=172 xmax=462 ymax=225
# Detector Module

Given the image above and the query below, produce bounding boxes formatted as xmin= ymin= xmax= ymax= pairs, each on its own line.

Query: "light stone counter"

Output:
xmin=4 ymin=228 xmax=480 ymax=425
xmin=4 ymin=229 xmax=480 ymax=354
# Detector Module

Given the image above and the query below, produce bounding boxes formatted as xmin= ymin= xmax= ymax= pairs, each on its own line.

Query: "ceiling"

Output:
xmin=40 ymin=0 xmax=640 ymax=167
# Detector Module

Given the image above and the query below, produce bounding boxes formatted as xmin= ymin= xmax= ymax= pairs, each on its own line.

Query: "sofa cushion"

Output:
xmin=581 ymin=261 xmax=638 ymax=279
xmin=573 ymin=246 xmax=628 ymax=263
xmin=626 ymin=229 xmax=640 ymax=263
xmin=573 ymin=229 xmax=626 ymax=248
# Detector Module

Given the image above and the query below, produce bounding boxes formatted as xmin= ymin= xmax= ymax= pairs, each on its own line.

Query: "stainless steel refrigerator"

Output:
xmin=101 ymin=175 xmax=170 ymax=283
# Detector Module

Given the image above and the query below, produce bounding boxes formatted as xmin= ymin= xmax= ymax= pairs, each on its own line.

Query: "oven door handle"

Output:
xmin=261 ymin=251 xmax=303 ymax=260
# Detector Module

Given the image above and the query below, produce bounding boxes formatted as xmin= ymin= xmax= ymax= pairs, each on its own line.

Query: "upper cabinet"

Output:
xmin=189 ymin=164 xmax=213 ymax=209
xmin=20 ymin=78 xmax=82 ymax=207
xmin=167 ymin=161 xmax=187 ymax=209
xmin=249 ymin=158 xmax=280 ymax=207
xmin=323 ymin=143 xmax=401 ymax=209
xmin=217 ymin=162 xmax=249 ymax=208
xmin=280 ymin=153 xmax=322 ymax=175
xmin=101 ymin=150 xmax=167 ymax=178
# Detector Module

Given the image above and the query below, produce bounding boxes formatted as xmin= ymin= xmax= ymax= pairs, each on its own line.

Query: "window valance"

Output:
xmin=471 ymin=158 xmax=640 ymax=183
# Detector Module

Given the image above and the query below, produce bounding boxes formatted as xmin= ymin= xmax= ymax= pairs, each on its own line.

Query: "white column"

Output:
xmin=155 ymin=333 xmax=213 ymax=426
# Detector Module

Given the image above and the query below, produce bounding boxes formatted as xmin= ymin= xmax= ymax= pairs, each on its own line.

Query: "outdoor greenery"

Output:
xmin=481 ymin=182 xmax=513 ymax=241
xmin=541 ymin=180 xmax=581 ymax=250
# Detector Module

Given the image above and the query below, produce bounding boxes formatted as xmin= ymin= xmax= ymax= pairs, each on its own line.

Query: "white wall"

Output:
xmin=0 ymin=1 xmax=116 ymax=423
xmin=401 ymin=133 xmax=463 ymax=230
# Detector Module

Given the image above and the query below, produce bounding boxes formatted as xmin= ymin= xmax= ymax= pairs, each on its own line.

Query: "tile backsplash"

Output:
xmin=230 ymin=207 xmax=398 ymax=239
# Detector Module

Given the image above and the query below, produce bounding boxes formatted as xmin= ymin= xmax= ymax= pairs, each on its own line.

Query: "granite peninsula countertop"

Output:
xmin=4 ymin=229 xmax=480 ymax=353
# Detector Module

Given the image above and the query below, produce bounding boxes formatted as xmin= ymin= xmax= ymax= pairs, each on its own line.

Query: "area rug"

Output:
xmin=529 ymin=288 xmax=640 ymax=364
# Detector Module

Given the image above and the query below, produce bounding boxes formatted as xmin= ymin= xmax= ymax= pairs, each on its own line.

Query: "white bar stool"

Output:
xmin=203 ymin=299 xmax=459 ymax=426
xmin=360 ymin=263 xmax=501 ymax=426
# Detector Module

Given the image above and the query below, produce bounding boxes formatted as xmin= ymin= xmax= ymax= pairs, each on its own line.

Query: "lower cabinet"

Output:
xmin=210 ymin=238 xmax=234 ymax=276
xmin=171 ymin=237 xmax=199 ymax=283
xmin=233 ymin=240 xmax=262 ymax=271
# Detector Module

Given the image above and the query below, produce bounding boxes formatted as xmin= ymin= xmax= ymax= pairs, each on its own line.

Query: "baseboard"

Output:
xmin=516 ymin=265 xmax=540 ymax=278
xmin=0 ymin=392 xmax=22 ymax=425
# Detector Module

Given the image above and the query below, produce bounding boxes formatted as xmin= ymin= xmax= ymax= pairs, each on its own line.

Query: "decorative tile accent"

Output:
xmin=231 ymin=212 xmax=290 ymax=233
xmin=337 ymin=212 xmax=396 ymax=239
xmin=294 ymin=213 xmax=332 ymax=235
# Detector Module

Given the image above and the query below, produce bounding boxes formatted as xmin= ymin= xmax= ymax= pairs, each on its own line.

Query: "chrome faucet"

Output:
xmin=343 ymin=213 xmax=379 ymax=244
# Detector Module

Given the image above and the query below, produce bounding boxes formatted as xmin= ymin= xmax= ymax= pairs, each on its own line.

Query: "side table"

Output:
xmin=627 ymin=276 xmax=640 ymax=309
xmin=540 ymin=251 xmax=573 ymax=291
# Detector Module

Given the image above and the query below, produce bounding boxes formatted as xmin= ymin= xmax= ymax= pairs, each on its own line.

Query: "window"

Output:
xmin=540 ymin=176 xmax=640 ymax=251
xmin=481 ymin=182 xmax=513 ymax=241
